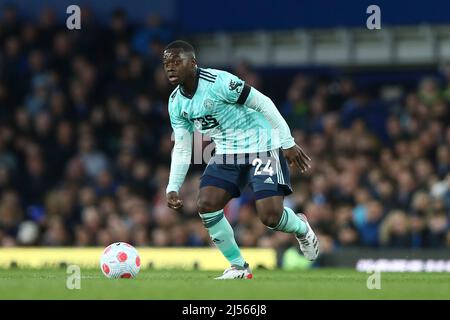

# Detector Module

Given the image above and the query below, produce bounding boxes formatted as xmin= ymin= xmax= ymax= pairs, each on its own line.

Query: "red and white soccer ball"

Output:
xmin=100 ymin=242 xmax=141 ymax=279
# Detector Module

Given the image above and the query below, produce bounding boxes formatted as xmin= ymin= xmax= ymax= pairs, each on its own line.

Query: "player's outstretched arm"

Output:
xmin=244 ymin=87 xmax=311 ymax=172
xmin=166 ymin=128 xmax=193 ymax=211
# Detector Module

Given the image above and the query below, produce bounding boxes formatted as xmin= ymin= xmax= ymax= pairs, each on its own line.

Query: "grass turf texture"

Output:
xmin=0 ymin=268 xmax=448 ymax=299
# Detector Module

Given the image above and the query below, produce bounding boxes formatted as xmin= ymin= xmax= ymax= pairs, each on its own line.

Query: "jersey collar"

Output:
xmin=179 ymin=68 xmax=200 ymax=99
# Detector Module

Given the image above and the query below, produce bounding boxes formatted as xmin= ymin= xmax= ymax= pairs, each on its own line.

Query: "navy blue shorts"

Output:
xmin=200 ymin=149 xmax=293 ymax=200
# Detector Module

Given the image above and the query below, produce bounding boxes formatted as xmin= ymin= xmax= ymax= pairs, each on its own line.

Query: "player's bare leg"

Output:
xmin=255 ymin=195 xmax=319 ymax=261
xmin=197 ymin=186 xmax=252 ymax=279
xmin=197 ymin=186 xmax=232 ymax=213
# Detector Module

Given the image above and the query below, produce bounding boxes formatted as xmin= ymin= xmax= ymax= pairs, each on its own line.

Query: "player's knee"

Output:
xmin=259 ymin=210 xmax=283 ymax=228
xmin=197 ymin=197 xmax=221 ymax=213
xmin=256 ymin=201 xmax=284 ymax=228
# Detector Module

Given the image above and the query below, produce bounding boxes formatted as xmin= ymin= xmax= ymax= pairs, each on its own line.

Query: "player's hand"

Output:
xmin=282 ymin=144 xmax=311 ymax=173
xmin=167 ymin=191 xmax=183 ymax=211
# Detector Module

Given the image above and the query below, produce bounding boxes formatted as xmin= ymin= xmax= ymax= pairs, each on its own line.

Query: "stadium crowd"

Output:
xmin=0 ymin=6 xmax=449 ymax=257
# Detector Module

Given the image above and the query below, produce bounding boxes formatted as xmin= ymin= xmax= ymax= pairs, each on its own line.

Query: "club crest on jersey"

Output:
xmin=182 ymin=111 xmax=188 ymax=119
xmin=203 ymin=99 xmax=214 ymax=110
xmin=229 ymin=80 xmax=243 ymax=93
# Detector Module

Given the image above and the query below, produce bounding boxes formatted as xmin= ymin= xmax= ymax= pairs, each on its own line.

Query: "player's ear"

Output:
xmin=191 ymin=57 xmax=197 ymax=68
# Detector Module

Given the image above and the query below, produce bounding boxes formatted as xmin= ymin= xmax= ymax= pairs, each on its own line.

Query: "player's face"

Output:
xmin=162 ymin=49 xmax=194 ymax=85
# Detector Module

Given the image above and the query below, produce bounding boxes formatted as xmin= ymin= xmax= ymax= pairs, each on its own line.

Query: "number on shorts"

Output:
xmin=252 ymin=158 xmax=274 ymax=176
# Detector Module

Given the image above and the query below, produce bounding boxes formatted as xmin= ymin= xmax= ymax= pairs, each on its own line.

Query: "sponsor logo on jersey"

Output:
xmin=190 ymin=115 xmax=219 ymax=130
xmin=193 ymin=119 xmax=202 ymax=130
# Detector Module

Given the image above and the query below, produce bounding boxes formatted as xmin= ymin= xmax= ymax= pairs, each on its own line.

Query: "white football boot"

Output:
xmin=215 ymin=262 xmax=253 ymax=280
xmin=296 ymin=213 xmax=320 ymax=261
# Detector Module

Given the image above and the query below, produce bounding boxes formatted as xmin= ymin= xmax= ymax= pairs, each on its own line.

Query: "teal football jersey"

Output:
xmin=168 ymin=68 xmax=283 ymax=154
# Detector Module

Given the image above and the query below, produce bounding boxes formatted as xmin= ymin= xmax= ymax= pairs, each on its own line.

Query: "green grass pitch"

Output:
xmin=0 ymin=268 xmax=448 ymax=299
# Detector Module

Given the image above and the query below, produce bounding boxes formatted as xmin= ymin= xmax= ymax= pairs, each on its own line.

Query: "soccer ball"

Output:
xmin=100 ymin=242 xmax=141 ymax=279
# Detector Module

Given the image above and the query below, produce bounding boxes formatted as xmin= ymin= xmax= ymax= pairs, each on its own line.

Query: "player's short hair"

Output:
xmin=164 ymin=40 xmax=195 ymax=56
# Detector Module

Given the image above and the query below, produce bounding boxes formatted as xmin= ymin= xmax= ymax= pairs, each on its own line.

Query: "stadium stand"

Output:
xmin=0 ymin=4 xmax=449 ymax=264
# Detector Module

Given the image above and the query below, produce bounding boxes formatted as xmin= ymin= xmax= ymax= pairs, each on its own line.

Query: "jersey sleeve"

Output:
xmin=212 ymin=71 xmax=251 ymax=105
xmin=166 ymin=98 xmax=194 ymax=194
xmin=244 ymin=86 xmax=296 ymax=150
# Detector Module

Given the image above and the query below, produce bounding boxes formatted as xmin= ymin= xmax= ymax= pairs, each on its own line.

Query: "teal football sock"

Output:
xmin=269 ymin=207 xmax=307 ymax=237
xmin=199 ymin=210 xmax=246 ymax=267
